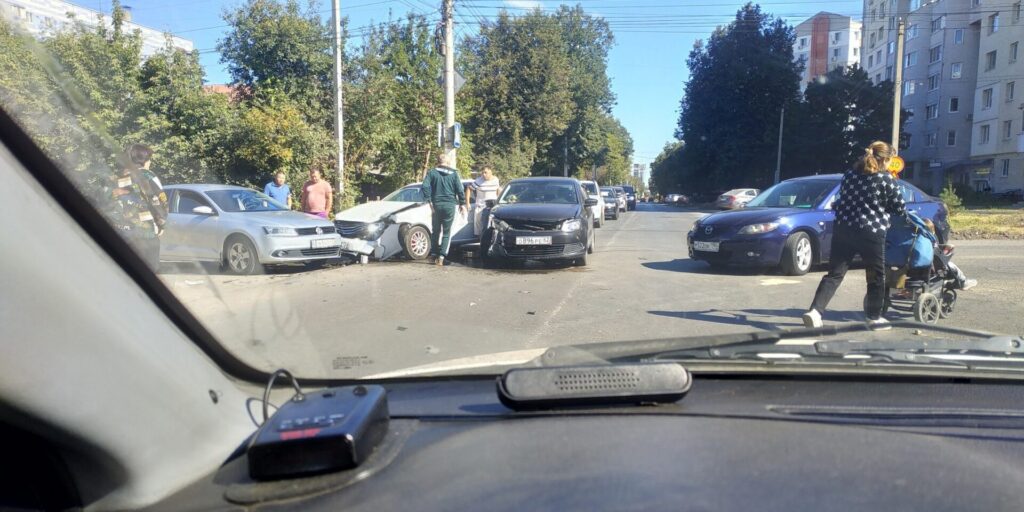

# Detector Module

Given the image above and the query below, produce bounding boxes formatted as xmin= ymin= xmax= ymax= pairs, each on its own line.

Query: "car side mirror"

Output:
xmin=485 ymin=199 xmax=496 ymax=208
xmin=192 ymin=206 xmax=215 ymax=215
xmin=584 ymin=197 xmax=599 ymax=207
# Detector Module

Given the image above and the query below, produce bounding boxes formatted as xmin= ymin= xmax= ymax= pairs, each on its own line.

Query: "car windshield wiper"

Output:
xmin=537 ymin=322 xmax=1022 ymax=369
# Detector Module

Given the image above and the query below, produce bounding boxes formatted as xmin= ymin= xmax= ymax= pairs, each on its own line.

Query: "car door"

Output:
xmin=817 ymin=185 xmax=841 ymax=262
xmin=900 ymin=181 xmax=947 ymax=243
xmin=168 ymin=189 xmax=221 ymax=261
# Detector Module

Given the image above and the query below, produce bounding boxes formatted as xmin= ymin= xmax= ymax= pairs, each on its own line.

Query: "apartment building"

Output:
xmin=861 ymin=0 xmax=1023 ymax=194
xmin=793 ymin=12 xmax=863 ymax=90
xmin=0 ymin=0 xmax=193 ymax=57
xmin=964 ymin=0 xmax=1023 ymax=193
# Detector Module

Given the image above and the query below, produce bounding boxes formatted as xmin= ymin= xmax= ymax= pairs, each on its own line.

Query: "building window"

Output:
xmin=1012 ymin=42 xmax=1019 ymax=63
xmin=886 ymin=65 xmax=893 ymax=80
xmin=949 ymin=96 xmax=960 ymax=112
xmin=926 ymin=103 xmax=939 ymax=119
xmin=929 ymin=45 xmax=943 ymax=63
xmin=1005 ymin=120 xmax=1014 ymax=139
xmin=833 ymin=48 xmax=840 ymax=58
xmin=983 ymin=88 xmax=994 ymax=108
xmin=833 ymin=32 xmax=842 ymax=44
xmin=876 ymin=73 xmax=883 ymax=83
xmin=871 ymin=8 xmax=877 ymax=22
xmin=981 ymin=124 xmax=991 ymax=144
xmin=905 ymin=51 xmax=918 ymax=67
xmin=876 ymin=49 xmax=882 ymax=64
xmin=928 ymin=74 xmax=940 ymax=90
xmin=889 ymin=16 xmax=896 ymax=30
xmin=870 ymin=32 xmax=877 ymax=47
xmin=869 ymin=55 xmax=875 ymax=67
xmin=947 ymin=130 xmax=957 ymax=146
xmin=989 ymin=13 xmax=1000 ymax=34
xmin=926 ymin=133 xmax=938 ymax=147
xmin=911 ymin=0 xmax=922 ymax=9
xmin=931 ymin=16 xmax=946 ymax=32
xmin=1003 ymin=160 xmax=1012 ymax=177
xmin=986 ymin=50 xmax=997 ymax=70
xmin=1014 ymin=2 xmax=1022 ymax=21
xmin=954 ymin=29 xmax=964 ymax=44
xmin=799 ymin=37 xmax=808 ymax=49
xmin=908 ymin=24 xmax=919 ymax=39
xmin=973 ymin=0 xmax=981 ymax=7
xmin=888 ymin=41 xmax=895 ymax=54
xmin=906 ymin=107 xmax=915 ymax=122
xmin=904 ymin=81 xmax=916 ymax=95
xmin=854 ymin=47 xmax=859 ymax=56
xmin=951 ymin=62 xmax=963 ymax=78
xmin=1007 ymin=81 xmax=1016 ymax=102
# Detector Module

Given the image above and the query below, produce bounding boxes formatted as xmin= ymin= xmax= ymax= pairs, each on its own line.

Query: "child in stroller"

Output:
xmin=883 ymin=212 xmax=976 ymax=324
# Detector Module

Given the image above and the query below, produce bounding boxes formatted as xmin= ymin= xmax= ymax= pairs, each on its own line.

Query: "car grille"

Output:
xmin=333 ymin=220 xmax=366 ymax=237
xmin=505 ymin=219 xmax=562 ymax=231
xmin=505 ymin=244 xmax=566 ymax=256
xmin=296 ymin=226 xmax=337 ymax=236
xmin=300 ymin=247 xmax=340 ymax=257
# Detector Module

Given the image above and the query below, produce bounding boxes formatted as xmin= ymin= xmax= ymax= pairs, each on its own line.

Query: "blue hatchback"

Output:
xmin=687 ymin=174 xmax=950 ymax=275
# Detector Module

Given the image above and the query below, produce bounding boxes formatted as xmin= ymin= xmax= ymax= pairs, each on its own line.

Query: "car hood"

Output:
xmin=335 ymin=201 xmax=419 ymax=222
xmin=238 ymin=210 xmax=337 ymax=227
xmin=699 ymin=207 xmax=806 ymax=227
xmin=492 ymin=203 xmax=581 ymax=222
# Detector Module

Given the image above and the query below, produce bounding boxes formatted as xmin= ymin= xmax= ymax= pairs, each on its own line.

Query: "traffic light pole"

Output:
xmin=443 ymin=0 xmax=456 ymax=168
xmin=332 ymin=0 xmax=345 ymax=205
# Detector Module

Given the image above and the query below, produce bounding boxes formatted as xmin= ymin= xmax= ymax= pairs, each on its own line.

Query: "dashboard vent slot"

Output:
xmin=497 ymin=363 xmax=691 ymax=410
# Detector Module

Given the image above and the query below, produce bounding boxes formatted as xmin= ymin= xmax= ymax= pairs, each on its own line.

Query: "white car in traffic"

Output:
xmin=579 ymin=180 xmax=605 ymax=228
xmin=333 ymin=181 xmax=476 ymax=261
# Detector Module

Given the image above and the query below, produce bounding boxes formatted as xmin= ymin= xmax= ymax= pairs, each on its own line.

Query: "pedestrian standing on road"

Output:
xmin=803 ymin=141 xmax=907 ymax=329
xmin=467 ymin=165 xmax=500 ymax=237
xmin=301 ymin=167 xmax=333 ymax=219
xmin=110 ymin=143 xmax=169 ymax=272
xmin=264 ymin=170 xmax=292 ymax=209
xmin=421 ymin=154 xmax=466 ymax=266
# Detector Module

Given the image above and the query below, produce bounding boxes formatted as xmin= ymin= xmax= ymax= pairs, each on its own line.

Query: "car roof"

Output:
xmin=507 ymin=177 xmax=579 ymax=184
xmin=164 ymin=184 xmax=252 ymax=192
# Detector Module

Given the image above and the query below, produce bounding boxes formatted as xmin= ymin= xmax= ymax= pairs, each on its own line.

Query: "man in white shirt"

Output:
xmin=466 ymin=166 xmax=500 ymax=236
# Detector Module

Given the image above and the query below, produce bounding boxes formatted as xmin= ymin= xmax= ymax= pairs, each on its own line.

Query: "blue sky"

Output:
xmin=81 ymin=0 xmax=862 ymax=167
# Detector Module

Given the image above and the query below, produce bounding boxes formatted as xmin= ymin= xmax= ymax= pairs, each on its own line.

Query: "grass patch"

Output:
xmin=949 ymin=207 xmax=1024 ymax=239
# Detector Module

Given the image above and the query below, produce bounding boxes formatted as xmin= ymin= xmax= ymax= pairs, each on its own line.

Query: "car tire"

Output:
xmin=402 ymin=225 xmax=431 ymax=260
xmin=587 ymin=230 xmax=595 ymax=254
xmin=224 ymin=235 xmax=262 ymax=275
xmin=612 ymin=210 xmax=619 ymax=220
xmin=574 ymin=251 xmax=588 ymax=267
xmin=781 ymin=232 xmax=813 ymax=276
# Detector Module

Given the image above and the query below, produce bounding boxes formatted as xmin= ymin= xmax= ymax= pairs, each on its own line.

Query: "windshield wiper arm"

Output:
xmin=538 ymin=322 xmax=1011 ymax=366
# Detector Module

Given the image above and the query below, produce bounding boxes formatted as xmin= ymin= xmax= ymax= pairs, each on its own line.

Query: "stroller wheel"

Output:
xmin=914 ymin=293 xmax=941 ymax=325
xmin=940 ymin=289 xmax=957 ymax=319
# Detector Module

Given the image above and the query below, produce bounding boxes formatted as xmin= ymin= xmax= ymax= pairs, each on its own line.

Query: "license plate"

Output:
xmin=516 ymin=236 xmax=552 ymax=245
xmin=311 ymin=238 xmax=338 ymax=249
xmin=693 ymin=241 xmax=720 ymax=252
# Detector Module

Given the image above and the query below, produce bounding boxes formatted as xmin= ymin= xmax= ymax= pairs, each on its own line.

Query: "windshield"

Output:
xmin=383 ymin=186 xmax=425 ymax=202
xmin=499 ymin=182 xmax=578 ymax=204
xmin=745 ymin=181 xmax=836 ymax=209
xmin=206 ymin=189 xmax=287 ymax=212
xmin=1 ymin=0 xmax=1018 ymax=383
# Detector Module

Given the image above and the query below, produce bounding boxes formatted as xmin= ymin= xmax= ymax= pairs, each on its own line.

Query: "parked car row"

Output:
xmin=158 ymin=176 xmax=631 ymax=274
xmin=687 ymin=175 xmax=949 ymax=276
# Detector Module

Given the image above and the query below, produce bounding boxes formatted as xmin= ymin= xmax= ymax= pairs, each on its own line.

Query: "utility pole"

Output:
xmin=443 ymin=0 xmax=457 ymax=168
xmin=773 ymin=105 xmax=785 ymax=185
xmin=331 ymin=0 xmax=345 ymax=205
xmin=563 ymin=134 xmax=568 ymax=177
xmin=891 ymin=17 xmax=906 ymax=154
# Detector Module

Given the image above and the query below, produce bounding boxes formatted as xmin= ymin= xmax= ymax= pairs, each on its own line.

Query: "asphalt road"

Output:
xmin=162 ymin=202 xmax=1024 ymax=379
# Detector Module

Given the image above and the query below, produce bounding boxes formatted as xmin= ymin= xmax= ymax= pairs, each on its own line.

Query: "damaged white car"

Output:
xmin=333 ymin=181 xmax=479 ymax=261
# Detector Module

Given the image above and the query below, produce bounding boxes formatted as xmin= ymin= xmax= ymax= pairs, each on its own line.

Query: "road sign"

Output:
xmin=452 ymin=123 xmax=462 ymax=149
xmin=888 ymin=155 xmax=905 ymax=175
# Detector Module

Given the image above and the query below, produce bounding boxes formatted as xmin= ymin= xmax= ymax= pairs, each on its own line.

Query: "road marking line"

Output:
xmin=760 ymin=278 xmax=802 ymax=286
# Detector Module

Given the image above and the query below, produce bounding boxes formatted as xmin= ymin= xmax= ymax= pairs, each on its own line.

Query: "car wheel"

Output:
xmin=402 ymin=225 xmax=431 ymax=260
xmin=224 ymin=236 xmax=262 ymax=275
xmin=781 ymin=232 xmax=813 ymax=276
xmin=574 ymin=251 xmax=588 ymax=267
xmin=587 ymin=230 xmax=595 ymax=254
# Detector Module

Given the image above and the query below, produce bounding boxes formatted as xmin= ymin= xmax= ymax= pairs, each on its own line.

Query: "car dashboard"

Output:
xmin=149 ymin=375 xmax=1024 ymax=512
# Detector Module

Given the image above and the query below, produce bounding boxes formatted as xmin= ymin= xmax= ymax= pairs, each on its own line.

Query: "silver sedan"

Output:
xmin=161 ymin=185 xmax=342 ymax=274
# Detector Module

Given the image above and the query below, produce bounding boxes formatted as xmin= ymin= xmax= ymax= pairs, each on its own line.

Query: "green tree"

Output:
xmin=218 ymin=0 xmax=340 ymax=124
xmin=675 ymin=3 xmax=802 ymax=193
xmin=462 ymin=10 xmax=573 ymax=178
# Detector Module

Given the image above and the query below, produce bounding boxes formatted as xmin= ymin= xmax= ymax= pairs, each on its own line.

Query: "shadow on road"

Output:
xmin=648 ymin=308 xmax=865 ymax=330
xmin=642 ymin=258 xmax=772 ymax=276
xmin=158 ymin=258 xmax=351 ymax=276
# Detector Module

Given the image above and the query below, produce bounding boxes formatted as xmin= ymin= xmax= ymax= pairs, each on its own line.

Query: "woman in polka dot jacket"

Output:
xmin=803 ymin=141 xmax=907 ymax=330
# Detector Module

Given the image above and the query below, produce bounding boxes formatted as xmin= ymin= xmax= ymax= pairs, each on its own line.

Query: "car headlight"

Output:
xmin=738 ymin=222 xmax=780 ymax=235
xmin=363 ymin=222 xmax=385 ymax=240
xmin=263 ymin=226 xmax=298 ymax=236
xmin=561 ymin=219 xmax=583 ymax=232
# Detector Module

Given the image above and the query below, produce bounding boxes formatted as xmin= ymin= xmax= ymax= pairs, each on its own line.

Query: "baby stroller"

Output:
xmin=881 ymin=212 xmax=961 ymax=324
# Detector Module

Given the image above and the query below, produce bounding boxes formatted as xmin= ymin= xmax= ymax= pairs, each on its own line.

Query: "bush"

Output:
xmin=940 ymin=180 xmax=963 ymax=211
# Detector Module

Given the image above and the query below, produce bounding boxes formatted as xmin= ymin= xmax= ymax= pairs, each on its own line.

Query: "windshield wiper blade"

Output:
xmin=538 ymin=322 xmax=1010 ymax=366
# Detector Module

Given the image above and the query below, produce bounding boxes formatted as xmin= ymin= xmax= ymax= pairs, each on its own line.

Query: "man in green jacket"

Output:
xmin=421 ymin=154 xmax=466 ymax=266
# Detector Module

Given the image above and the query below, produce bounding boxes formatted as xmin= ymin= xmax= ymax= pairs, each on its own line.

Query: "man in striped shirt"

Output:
xmin=467 ymin=166 xmax=500 ymax=236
